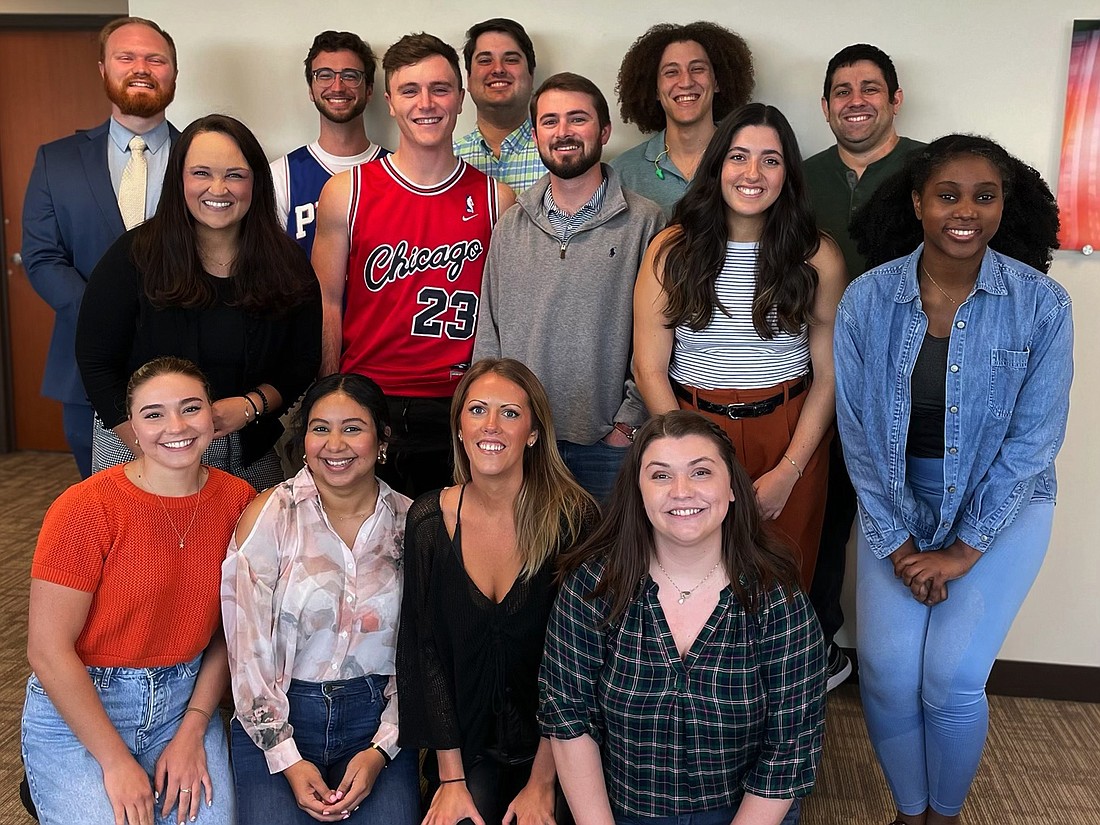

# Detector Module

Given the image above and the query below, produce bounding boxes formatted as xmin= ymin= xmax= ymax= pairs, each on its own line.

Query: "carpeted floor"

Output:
xmin=0 ymin=451 xmax=1096 ymax=823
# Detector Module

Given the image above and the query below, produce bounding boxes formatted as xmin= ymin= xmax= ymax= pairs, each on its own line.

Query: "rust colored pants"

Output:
xmin=677 ymin=376 xmax=830 ymax=589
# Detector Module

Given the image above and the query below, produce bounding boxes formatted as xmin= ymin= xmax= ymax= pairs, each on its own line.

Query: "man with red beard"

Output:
xmin=472 ymin=73 xmax=664 ymax=501
xmin=22 ymin=16 xmax=179 ymax=479
xmin=271 ymin=31 xmax=389 ymax=256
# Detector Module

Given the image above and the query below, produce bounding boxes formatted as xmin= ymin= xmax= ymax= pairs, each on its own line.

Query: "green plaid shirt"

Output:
xmin=540 ymin=559 xmax=826 ymax=817
xmin=454 ymin=119 xmax=547 ymax=193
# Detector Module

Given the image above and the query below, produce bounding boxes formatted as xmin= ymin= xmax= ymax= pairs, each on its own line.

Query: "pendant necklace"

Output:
xmin=138 ymin=460 xmax=204 ymax=549
xmin=920 ymin=264 xmax=963 ymax=306
xmin=656 ymin=558 xmax=723 ymax=604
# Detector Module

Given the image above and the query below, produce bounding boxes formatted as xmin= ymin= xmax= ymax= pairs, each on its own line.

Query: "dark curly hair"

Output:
xmin=616 ymin=21 xmax=754 ymax=134
xmin=850 ymin=134 xmax=1060 ymax=273
xmin=656 ymin=103 xmax=820 ymax=339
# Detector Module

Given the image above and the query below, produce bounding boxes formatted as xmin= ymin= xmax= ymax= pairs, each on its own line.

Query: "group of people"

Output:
xmin=18 ymin=13 xmax=1071 ymax=825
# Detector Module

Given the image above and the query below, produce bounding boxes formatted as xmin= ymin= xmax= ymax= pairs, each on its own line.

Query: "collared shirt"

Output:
xmin=834 ymin=245 xmax=1073 ymax=558
xmin=540 ymin=559 xmax=826 ymax=817
xmin=222 ymin=468 xmax=412 ymax=773
xmin=802 ymin=136 xmax=924 ymax=280
xmin=543 ymin=174 xmax=608 ymax=246
xmin=454 ymin=119 xmax=546 ymax=193
xmin=106 ymin=117 xmax=172 ymax=221
xmin=609 ymin=129 xmax=688 ymax=217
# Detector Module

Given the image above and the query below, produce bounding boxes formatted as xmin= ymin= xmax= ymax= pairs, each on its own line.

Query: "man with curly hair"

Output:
xmin=803 ymin=43 xmax=924 ymax=694
xmin=610 ymin=21 xmax=753 ymax=214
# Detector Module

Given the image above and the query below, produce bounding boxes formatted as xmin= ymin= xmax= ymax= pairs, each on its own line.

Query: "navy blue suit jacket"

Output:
xmin=21 ymin=119 xmax=179 ymax=404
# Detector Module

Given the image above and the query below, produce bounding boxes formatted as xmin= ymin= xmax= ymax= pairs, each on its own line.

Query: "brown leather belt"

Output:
xmin=672 ymin=376 xmax=809 ymax=419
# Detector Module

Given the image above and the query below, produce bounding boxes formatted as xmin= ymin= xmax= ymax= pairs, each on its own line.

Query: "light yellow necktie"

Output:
xmin=118 ymin=135 xmax=148 ymax=230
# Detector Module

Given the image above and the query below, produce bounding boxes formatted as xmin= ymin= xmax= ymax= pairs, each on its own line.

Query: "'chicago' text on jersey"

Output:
xmin=363 ymin=238 xmax=485 ymax=292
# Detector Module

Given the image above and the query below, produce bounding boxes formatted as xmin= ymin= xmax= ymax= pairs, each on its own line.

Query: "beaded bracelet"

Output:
xmin=253 ymin=386 xmax=271 ymax=416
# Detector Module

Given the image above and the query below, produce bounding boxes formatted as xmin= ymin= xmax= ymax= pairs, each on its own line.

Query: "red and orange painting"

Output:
xmin=1058 ymin=20 xmax=1100 ymax=251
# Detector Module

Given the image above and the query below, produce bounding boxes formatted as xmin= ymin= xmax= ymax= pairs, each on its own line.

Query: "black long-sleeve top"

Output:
xmin=397 ymin=490 xmax=593 ymax=763
xmin=75 ymin=231 xmax=321 ymax=465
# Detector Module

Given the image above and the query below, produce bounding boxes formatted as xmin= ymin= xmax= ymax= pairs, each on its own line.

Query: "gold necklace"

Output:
xmin=199 ymin=249 xmax=237 ymax=269
xmin=137 ymin=460 xmax=204 ymax=549
xmin=655 ymin=558 xmax=723 ymax=604
xmin=920 ymin=265 xmax=964 ymax=306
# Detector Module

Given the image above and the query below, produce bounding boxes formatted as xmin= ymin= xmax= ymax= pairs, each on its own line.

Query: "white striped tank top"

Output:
xmin=669 ymin=241 xmax=810 ymax=390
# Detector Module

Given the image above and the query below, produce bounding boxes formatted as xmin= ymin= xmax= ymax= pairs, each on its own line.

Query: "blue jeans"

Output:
xmin=857 ymin=456 xmax=1052 ymax=816
xmin=557 ymin=439 xmax=629 ymax=502
xmin=231 ymin=674 xmax=418 ymax=825
xmin=22 ymin=654 xmax=233 ymax=825
xmin=614 ymin=798 xmax=800 ymax=824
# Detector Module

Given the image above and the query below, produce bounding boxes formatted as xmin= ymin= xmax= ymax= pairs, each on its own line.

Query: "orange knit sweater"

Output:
xmin=31 ymin=464 xmax=255 ymax=667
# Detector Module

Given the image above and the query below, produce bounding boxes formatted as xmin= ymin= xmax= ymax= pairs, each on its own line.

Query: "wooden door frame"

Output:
xmin=0 ymin=13 xmax=120 ymax=453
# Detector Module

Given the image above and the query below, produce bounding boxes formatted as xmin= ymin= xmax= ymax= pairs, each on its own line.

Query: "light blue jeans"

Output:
xmin=857 ymin=456 xmax=1052 ymax=817
xmin=22 ymin=653 xmax=233 ymax=824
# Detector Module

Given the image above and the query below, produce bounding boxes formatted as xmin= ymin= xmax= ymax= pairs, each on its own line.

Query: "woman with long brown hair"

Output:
xmin=77 ymin=114 xmax=321 ymax=490
xmin=633 ymin=103 xmax=846 ymax=588
xmin=541 ymin=410 xmax=825 ymax=825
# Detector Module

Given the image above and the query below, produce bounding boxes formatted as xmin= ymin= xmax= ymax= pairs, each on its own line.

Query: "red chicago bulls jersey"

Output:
xmin=341 ymin=157 xmax=499 ymax=396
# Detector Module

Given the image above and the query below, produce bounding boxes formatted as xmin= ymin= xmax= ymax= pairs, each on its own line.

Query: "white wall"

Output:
xmin=134 ymin=0 xmax=1100 ymax=668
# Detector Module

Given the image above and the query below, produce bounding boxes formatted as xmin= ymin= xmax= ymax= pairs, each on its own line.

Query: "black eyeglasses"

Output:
xmin=311 ymin=69 xmax=367 ymax=88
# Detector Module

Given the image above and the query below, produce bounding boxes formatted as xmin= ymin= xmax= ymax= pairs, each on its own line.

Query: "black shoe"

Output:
xmin=825 ymin=643 xmax=852 ymax=691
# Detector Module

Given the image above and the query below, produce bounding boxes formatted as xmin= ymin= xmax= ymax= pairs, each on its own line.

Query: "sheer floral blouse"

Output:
xmin=222 ymin=467 xmax=411 ymax=773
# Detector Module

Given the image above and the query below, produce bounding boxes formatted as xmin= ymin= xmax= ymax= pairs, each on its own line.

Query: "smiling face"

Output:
xmin=309 ymin=48 xmax=371 ymax=124
xmin=640 ymin=434 xmax=734 ymax=553
xmin=304 ymin=390 xmax=381 ymax=494
xmin=720 ymin=124 xmax=785 ymax=237
xmin=182 ymin=130 xmax=254 ymax=234
xmin=129 ymin=372 xmax=213 ymax=470
xmin=458 ymin=372 xmax=537 ymax=482
xmin=534 ymin=88 xmax=610 ymax=180
xmin=100 ymin=22 xmax=177 ymax=118
xmin=656 ymin=40 xmax=717 ymax=128
xmin=385 ymin=54 xmax=464 ymax=150
xmin=821 ymin=60 xmax=900 ymax=155
xmin=467 ymin=31 xmax=533 ymax=113
xmin=913 ymin=154 xmax=1004 ymax=269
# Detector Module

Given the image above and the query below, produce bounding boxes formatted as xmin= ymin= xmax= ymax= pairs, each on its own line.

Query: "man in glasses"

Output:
xmin=271 ymin=30 xmax=389 ymax=256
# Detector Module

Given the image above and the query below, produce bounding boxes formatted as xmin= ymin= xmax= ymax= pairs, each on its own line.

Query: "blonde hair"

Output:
xmin=450 ymin=359 xmax=596 ymax=579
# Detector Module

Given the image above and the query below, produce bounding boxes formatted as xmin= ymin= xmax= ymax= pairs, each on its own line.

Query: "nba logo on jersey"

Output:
xmin=465 ymin=195 xmax=475 ymax=215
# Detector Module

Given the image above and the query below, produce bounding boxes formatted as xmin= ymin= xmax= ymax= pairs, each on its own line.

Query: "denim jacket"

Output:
xmin=834 ymin=245 xmax=1073 ymax=559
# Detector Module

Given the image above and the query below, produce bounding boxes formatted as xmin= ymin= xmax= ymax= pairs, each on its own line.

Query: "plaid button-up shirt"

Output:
xmin=540 ymin=559 xmax=826 ymax=817
xmin=454 ymin=119 xmax=547 ymax=193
